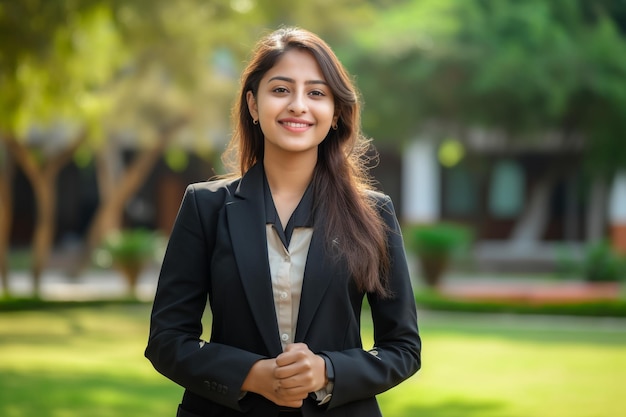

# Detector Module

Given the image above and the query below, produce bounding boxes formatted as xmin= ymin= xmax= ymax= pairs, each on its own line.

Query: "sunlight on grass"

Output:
xmin=375 ymin=311 xmax=626 ymax=417
xmin=378 ymin=336 xmax=625 ymax=417
xmin=1 ymin=305 xmax=625 ymax=417
xmin=0 ymin=305 xmax=182 ymax=417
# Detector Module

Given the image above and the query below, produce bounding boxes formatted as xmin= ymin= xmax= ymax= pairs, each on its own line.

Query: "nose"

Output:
xmin=288 ymin=93 xmax=307 ymax=114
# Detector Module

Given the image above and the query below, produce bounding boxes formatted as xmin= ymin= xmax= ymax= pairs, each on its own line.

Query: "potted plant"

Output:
xmin=405 ymin=222 xmax=471 ymax=288
xmin=582 ymin=240 xmax=625 ymax=288
xmin=98 ymin=228 xmax=164 ymax=296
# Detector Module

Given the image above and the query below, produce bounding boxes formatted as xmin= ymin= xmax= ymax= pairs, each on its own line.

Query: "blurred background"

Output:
xmin=1 ymin=1 xmax=625 ymax=416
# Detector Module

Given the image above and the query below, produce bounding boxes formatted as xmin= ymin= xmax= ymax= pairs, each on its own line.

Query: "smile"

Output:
xmin=281 ymin=121 xmax=312 ymax=128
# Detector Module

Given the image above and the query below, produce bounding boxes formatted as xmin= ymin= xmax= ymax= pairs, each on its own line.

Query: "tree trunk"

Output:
xmin=76 ymin=121 xmax=185 ymax=272
xmin=0 ymin=144 xmax=13 ymax=297
xmin=30 ymin=174 xmax=57 ymax=294
xmin=3 ymin=132 xmax=86 ymax=296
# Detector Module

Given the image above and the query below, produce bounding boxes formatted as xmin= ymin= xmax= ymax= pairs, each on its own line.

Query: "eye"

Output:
xmin=309 ymin=90 xmax=326 ymax=97
xmin=272 ymin=87 xmax=289 ymax=94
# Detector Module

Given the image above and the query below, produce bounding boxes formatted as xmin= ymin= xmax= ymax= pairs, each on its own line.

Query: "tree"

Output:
xmin=0 ymin=143 xmax=13 ymax=295
xmin=73 ymin=0 xmax=244 ymax=271
xmin=345 ymin=0 xmax=626 ymax=158
xmin=0 ymin=0 xmax=385 ymax=290
xmin=56 ymin=0 xmax=384 ymax=273
xmin=0 ymin=1 xmax=124 ymax=293
xmin=344 ymin=0 xmax=626 ymax=242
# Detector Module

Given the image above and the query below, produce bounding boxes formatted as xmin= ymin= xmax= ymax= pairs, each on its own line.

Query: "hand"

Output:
xmin=241 ymin=357 xmax=307 ymax=408
xmin=274 ymin=343 xmax=328 ymax=401
xmin=241 ymin=343 xmax=327 ymax=407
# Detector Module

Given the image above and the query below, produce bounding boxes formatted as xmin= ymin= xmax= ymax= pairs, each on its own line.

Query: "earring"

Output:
xmin=253 ymin=119 xmax=259 ymax=125
xmin=332 ymin=123 xmax=338 ymax=130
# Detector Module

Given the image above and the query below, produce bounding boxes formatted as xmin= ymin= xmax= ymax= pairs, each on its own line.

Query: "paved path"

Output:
xmin=2 ymin=267 xmax=623 ymax=303
xmin=439 ymin=273 xmax=623 ymax=303
xmin=1 ymin=268 xmax=160 ymax=302
xmin=3 ymin=268 xmax=626 ymax=333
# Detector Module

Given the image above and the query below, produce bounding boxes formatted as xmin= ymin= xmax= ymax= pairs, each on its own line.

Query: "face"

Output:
xmin=247 ymin=49 xmax=337 ymax=160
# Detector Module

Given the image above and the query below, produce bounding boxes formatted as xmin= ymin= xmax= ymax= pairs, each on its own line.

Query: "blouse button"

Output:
xmin=280 ymin=291 xmax=288 ymax=299
xmin=281 ymin=333 xmax=289 ymax=342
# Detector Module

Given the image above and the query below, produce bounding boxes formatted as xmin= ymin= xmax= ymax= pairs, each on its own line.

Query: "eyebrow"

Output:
xmin=267 ymin=76 xmax=328 ymax=86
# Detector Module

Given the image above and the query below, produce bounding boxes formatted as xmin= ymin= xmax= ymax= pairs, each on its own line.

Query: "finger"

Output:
xmin=284 ymin=342 xmax=308 ymax=352
xmin=276 ymin=348 xmax=307 ymax=367
xmin=275 ymin=385 xmax=310 ymax=401
xmin=275 ymin=351 xmax=297 ymax=367
xmin=274 ymin=361 xmax=303 ymax=379
xmin=278 ymin=369 xmax=317 ymax=390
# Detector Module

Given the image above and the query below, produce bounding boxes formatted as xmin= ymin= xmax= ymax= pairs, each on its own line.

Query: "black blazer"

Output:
xmin=145 ymin=163 xmax=421 ymax=417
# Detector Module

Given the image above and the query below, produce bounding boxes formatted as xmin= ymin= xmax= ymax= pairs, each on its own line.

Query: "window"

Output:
xmin=443 ymin=164 xmax=478 ymax=216
xmin=488 ymin=160 xmax=525 ymax=218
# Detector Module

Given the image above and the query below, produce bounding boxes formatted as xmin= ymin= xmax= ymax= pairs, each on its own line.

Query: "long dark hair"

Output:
xmin=223 ymin=27 xmax=390 ymax=296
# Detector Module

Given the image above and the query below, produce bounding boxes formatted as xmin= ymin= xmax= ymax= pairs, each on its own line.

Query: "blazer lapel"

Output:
xmin=295 ymin=227 xmax=336 ymax=342
xmin=226 ymin=164 xmax=283 ymax=356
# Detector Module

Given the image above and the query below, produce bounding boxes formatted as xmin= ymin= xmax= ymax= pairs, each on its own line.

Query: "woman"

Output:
xmin=145 ymin=27 xmax=421 ymax=417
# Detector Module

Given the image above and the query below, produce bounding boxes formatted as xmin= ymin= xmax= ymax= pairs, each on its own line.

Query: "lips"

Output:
xmin=279 ymin=118 xmax=313 ymax=129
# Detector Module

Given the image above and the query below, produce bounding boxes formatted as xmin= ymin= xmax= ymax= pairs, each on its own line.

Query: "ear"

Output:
xmin=333 ymin=108 xmax=340 ymax=126
xmin=246 ymin=90 xmax=259 ymax=121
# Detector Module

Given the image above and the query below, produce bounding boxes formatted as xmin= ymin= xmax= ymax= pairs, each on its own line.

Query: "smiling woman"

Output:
xmin=145 ymin=27 xmax=421 ymax=417
xmin=246 ymin=49 xmax=337 ymax=164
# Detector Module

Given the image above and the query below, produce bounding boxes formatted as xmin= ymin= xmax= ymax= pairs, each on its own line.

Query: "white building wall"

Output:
xmin=609 ymin=171 xmax=626 ymax=223
xmin=401 ymin=139 xmax=440 ymax=224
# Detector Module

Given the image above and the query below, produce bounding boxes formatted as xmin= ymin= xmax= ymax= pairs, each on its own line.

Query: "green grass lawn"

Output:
xmin=0 ymin=304 xmax=624 ymax=417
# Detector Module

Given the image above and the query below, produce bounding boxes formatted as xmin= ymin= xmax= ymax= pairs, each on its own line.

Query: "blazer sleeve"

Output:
xmin=323 ymin=194 xmax=422 ymax=409
xmin=144 ymin=184 xmax=265 ymax=411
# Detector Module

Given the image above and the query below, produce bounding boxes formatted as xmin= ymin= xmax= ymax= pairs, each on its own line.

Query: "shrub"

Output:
xmin=583 ymin=241 xmax=626 ymax=283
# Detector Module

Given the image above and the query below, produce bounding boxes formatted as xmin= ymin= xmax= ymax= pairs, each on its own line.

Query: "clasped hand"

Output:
xmin=242 ymin=343 xmax=328 ymax=408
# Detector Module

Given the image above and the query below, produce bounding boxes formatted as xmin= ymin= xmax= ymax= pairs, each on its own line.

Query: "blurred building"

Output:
xmin=8 ymin=132 xmax=625 ymax=274
xmin=398 ymin=131 xmax=626 ymax=272
xmin=9 ymin=151 xmax=214 ymax=250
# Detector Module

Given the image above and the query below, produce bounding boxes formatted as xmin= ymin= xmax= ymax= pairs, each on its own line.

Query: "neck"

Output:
xmin=263 ymin=150 xmax=317 ymax=197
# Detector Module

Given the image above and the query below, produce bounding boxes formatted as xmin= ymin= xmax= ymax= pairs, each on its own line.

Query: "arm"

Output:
xmin=144 ymin=184 xmax=265 ymax=410
xmin=323 ymin=195 xmax=422 ymax=409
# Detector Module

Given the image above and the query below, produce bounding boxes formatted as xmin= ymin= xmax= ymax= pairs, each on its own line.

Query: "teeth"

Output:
xmin=283 ymin=122 xmax=309 ymax=128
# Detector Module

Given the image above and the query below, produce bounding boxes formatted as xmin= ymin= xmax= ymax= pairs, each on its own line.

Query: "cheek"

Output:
xmin=318 ymin=104 xmax=336 ymax=124
xmin=258 ymin=100 xmax=283 ymax=121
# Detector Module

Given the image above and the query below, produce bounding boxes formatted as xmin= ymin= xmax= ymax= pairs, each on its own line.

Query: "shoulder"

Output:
xmin=187 ymin=177 xmax=240 ymax=196
xmin=365 ymin=189 xmax=394 ymax=211
xmin=364 ymin=189 xmax=402 ymax=232
xmin=365 ymin=189 xmax=391 ymax=203
xmin=183 ymin=177 xmax=241 ymax=208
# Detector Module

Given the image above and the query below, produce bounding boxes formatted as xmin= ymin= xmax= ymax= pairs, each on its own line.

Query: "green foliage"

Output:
xmin=97 ymin=228 xmax=164 ymax=267
xmin=345 ymin=0 xmax=626 ymax=173
xmin=415 ymin=289 xmax=626 ymax=317
xmin=0 ymin=0 xmax=378 ymax=150
xmin=405 ymin=222 xmax=472 ymax=258
xmin=0 ymin=2 xmax=125 ymax=138
xmin=557 ymin=240 xmax=626 ymax=282
xmin=583 ymin=241 xmax=626 ymax=282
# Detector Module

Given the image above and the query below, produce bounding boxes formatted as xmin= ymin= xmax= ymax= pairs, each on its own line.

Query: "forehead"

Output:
xmin=263 ymin=49 xmax=326 ymax=82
